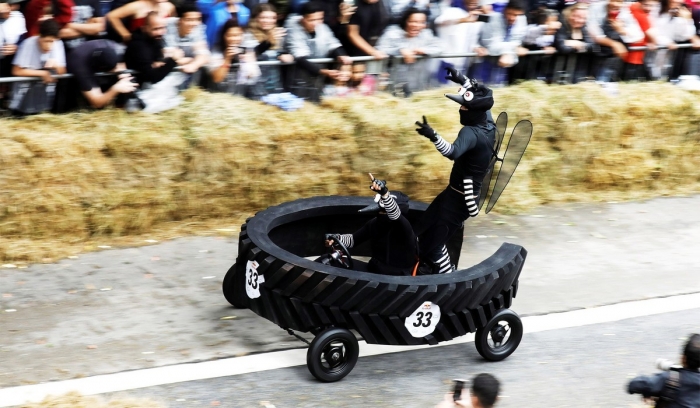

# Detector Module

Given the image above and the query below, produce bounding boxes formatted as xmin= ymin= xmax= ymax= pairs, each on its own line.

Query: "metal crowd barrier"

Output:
xmin=0 ymin=43 xmax=696 ymax=95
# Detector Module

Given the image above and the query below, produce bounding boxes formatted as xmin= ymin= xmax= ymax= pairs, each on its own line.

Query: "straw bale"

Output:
xmin=1 ymin=82 xmax=700 ymax=262
xmin=19 ymin=391 xmax=166 ymax=408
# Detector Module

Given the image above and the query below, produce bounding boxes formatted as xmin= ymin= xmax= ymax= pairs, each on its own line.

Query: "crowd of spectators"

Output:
xmin=1 ymin=0 xmax=700 ymax=114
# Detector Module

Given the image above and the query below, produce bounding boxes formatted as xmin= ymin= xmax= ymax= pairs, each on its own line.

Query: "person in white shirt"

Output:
xmin=648 ymin=0 xmax=700 ymax=78
xmin=0 ymin=0 xmax=27 ymax=105
xmin=9 ymin=18 xmax=66 ymax=114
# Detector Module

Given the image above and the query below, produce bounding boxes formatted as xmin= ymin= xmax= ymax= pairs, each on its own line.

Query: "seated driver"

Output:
xmin=325 ymin=176 xmax=419 ymax=276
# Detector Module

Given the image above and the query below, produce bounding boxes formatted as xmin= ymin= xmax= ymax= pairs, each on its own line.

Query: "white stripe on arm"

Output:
xmin=380 ymin=194 xmax=401 ymax=221
xmin=336 ymin=234 xmax=354 ymax=248
xmin=463 ymin=178 xmax=479 ymax=217
xmin=433 ymin=134 xmax=454 ymax=157
xmin=438 ymin=245 xmax=453 ymax=274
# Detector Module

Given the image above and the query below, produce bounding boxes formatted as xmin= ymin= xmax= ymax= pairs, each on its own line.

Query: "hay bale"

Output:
xmin=1 ymin=83 xmax=699 ymax=262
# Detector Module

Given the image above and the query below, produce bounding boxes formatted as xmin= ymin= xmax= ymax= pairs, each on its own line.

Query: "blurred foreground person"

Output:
xmin=413 ymin=67 xmax=495 ymax=274
xmin=436 ymin=373 xmax=501 ymax=408
xmin=627 ymin=333 xmax=700 ymax=408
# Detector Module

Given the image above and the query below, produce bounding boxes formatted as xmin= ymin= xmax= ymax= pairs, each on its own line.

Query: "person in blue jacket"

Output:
xmin=197 ymin=0 xmax=250 ymax=49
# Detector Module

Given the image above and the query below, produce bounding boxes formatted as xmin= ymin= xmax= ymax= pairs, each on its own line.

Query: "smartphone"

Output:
xmin=477 ymin=14 xmax=490 ymax=23
xmin=453 ymin=379 xmax=466 ymax=402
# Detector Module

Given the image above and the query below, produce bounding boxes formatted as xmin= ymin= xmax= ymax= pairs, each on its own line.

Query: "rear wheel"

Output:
xmin=475 ymin=308 xmax=523 ymax=361
xmin=222 ymin=264 xmax=245 ymax=308
xmin=307 ymin=327 xmax=359 ymax=382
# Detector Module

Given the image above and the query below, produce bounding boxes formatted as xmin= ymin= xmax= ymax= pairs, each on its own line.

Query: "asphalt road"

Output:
xmin=98 ymin=308 xmax=700 ymax=408
xmin=1 ymin=195 xmax=699 ymax=399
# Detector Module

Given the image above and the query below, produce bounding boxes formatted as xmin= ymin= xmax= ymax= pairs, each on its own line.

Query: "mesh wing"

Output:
xmin=478 ymin=112 xmax=508 ymax=210
xmin=485 ymin=120 xmax=533 ymax=214
xmin=495 ymin=111 xmax=507 ymax=154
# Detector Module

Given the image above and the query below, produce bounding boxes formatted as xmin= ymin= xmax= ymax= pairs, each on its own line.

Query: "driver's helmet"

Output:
xmin=358 ymin=191 xmax=410 ymax=215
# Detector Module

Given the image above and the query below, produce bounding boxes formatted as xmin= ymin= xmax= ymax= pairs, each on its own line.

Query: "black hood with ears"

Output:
xmin=445 ymin=79 xmax=494 ymax=112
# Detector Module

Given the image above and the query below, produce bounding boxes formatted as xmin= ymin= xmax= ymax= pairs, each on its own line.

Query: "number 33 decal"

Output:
xmin=405 ymin=302 xmax=441 ymax=338
xmin=245 ymin=260 xmax=265 ymax=299
xmin=412 ymin=311 xmax=433 ymax=328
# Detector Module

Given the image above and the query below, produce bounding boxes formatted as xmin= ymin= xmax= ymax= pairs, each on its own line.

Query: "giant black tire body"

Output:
xmin=223 ymin=196 xmax=527 ymax=346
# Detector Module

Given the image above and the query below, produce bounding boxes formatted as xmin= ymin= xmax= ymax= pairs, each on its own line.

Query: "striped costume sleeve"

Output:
xmin=437 ymin=245 xmax=453 ymax=274
xmin=464 ymin=178 xmax=479 ymax=217
xmin=336 ymin=234 xmax=354 ymax=248
xmin=380 ymin=194 xmax=401 ymax=221
xmin=433 ymin=134 xmax=454 ymax=157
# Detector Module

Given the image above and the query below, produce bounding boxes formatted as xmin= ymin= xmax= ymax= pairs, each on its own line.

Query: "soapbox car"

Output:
xmin=222 ymin=195 xmax=527 ymax=382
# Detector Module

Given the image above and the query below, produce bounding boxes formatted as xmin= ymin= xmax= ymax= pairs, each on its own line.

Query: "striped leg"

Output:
xmin=463 ymin=178 xmax=479 ymax=217
xmin=436 ymin=245 xmax=454 ymax=274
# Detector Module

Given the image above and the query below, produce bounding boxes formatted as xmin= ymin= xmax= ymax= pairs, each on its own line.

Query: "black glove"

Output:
xmin=370 ymin=179 xmax=388 ymax=196
xmin=415 ymin=116 xmax=438 ymax=142
xmin=445 ymin=67 xmax=468 ymax=86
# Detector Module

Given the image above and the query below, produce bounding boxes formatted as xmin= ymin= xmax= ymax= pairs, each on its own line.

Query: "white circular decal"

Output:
xmin=463 ymin=91 xmax=474 ymax=101
xmin=245 ymin=260 xmax=265 ymax=299
xmin=405 ymin=301 xmax=441 ymax=338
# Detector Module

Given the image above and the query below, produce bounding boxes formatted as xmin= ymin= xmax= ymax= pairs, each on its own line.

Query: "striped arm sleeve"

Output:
xmin=464 ymin=178 xmax=479 ymax=218
xmin=437 ymin=245 xmax=453 ymax=274
xmin=433 ymin=134 xmax=454 ymax=157
xmin=380 ymin=194 xmax=401 ymax=221
xmin=336 ymin=234 xmax=354 ymax=248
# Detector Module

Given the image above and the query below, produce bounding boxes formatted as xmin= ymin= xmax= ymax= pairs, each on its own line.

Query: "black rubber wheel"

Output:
xmin=475 ymin=308 xmax=523 ymax=361
xmin=307 ymin=327 xmax=359 ymax=382
xmin=222 ymin=265 xmax=245 ymax=308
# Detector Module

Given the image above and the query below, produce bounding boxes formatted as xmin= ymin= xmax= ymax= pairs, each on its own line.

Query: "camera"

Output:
xmin=453 ymin=378 xmax=467 ymax=402
xmin=656 ymin=358 xmax=682 ymax=371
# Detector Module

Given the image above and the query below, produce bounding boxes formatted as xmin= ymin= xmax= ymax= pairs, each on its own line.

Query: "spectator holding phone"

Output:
xmin=197 ymin=0 xmax=250 ymax=49
xmin=244 ymin=4 xmax=293 ymax=93
xmin=9 ymin=18 xmax=66 ymax=114
xmin=207 ymin=18 xmax=262 ymax=96
xmin=435 ymin=374 xmax=501 ymax=408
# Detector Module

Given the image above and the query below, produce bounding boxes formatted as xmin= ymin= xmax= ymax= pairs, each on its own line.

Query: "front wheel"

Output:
xmin=307 ymin=327 xmax=359 ymax=382
xmin=475 ymin=308 xmax=523 ymax=361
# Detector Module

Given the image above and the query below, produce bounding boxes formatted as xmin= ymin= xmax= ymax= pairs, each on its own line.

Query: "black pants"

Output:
xmin=416 ymin=187 xmax=472 ymax=271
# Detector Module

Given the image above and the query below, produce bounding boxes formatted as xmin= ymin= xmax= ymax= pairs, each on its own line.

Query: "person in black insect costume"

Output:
xmin=325 ymin=177 xmax=419 ymax=276
xmin=414 ymin=67 xmax=496 ymax=274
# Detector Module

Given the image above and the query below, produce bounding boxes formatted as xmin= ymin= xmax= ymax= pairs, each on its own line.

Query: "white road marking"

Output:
xmin=1 ymin=292 xmax=699 ymax=407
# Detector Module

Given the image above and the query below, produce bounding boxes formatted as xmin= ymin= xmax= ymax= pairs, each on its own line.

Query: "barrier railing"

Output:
xmin=0 ymin=43 xmax=694 ymax=85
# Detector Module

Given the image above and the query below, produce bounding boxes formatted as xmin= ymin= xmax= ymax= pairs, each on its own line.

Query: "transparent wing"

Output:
xmin=495 ymin=111 xmax=508 ymax=154
xmin=478 ymin=112 xmax=508 ymax=211
xmin=486 ymin=120 xmax=533 ymax=214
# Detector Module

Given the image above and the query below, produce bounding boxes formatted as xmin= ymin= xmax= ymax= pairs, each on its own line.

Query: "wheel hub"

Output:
xmin=324 ymin=346 xmax=344 ymax=368
xmin=491 ymin=324 xmax=507 ymax=343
